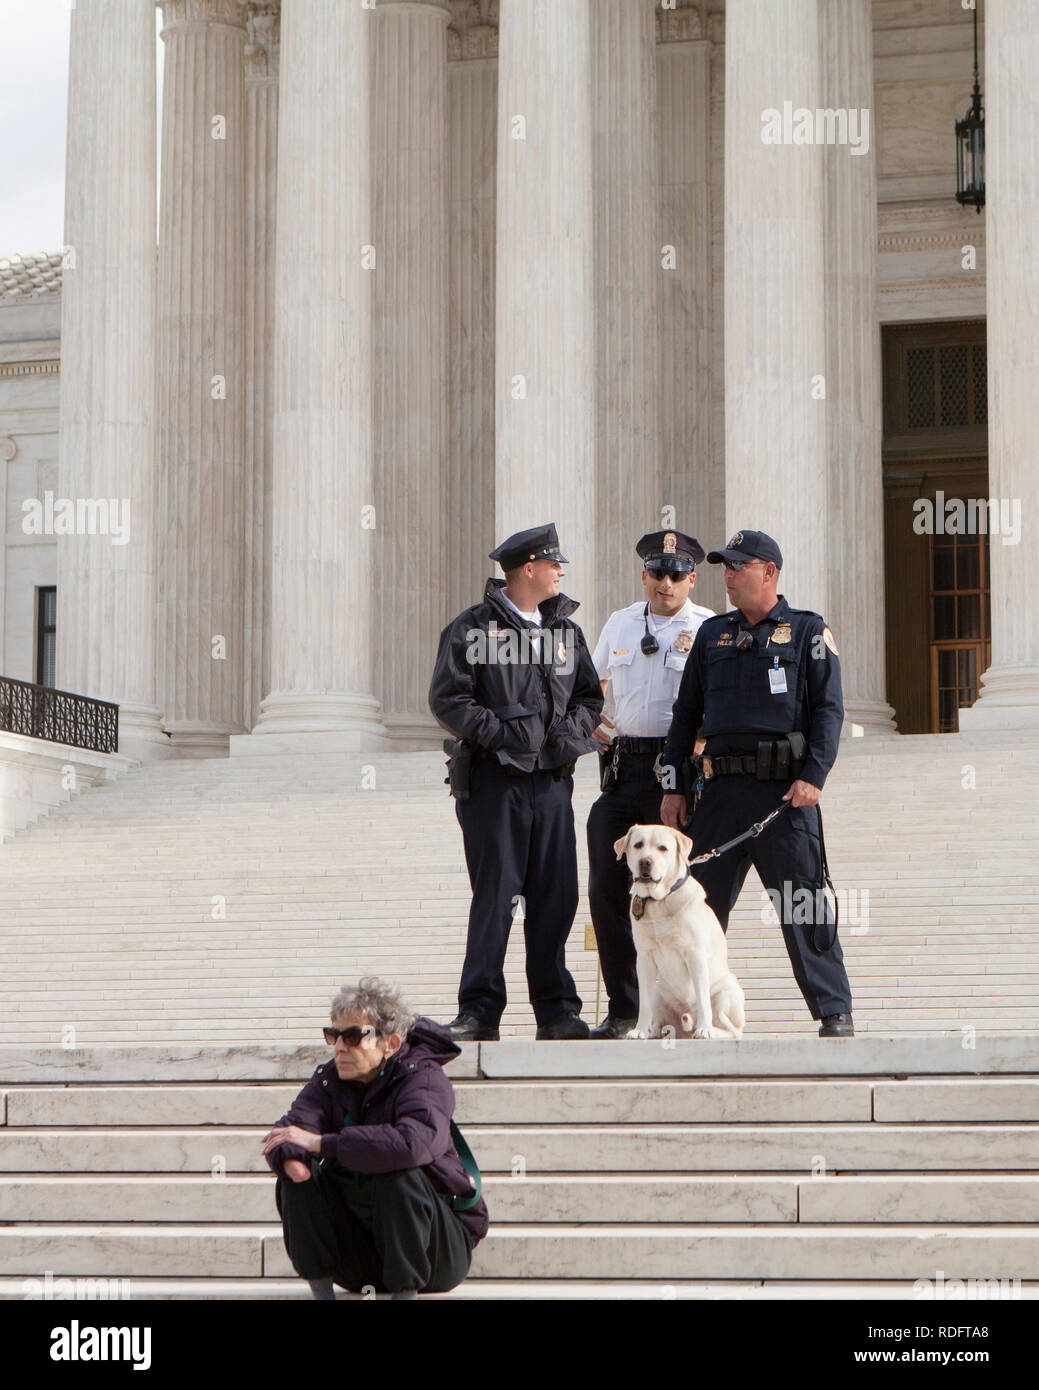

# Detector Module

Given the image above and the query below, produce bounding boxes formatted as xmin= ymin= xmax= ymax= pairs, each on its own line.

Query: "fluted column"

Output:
xmin=157 ymin=0 xmax=248 ymax=756
xmin=246 ymin=0 xmax=382 ymax=750
xmin=56 ymin=0 xmax=168 ymax=759
xmin=724 ymin=0 xmax=827 ymax=603
xmin=372 ymin=0 xmax=451 ymax=742
xmin=495 ymin=0 xmax=595 ymax=607
xmin=242 ymin=2 xmax=279 ymax=735
xmin=821 ymin=0 xmax=896 ymax=732
xmin=447 ymin=32 xmax=497 ymax=620
xmin=593 ymin=0 xmax=659 ymax=619
xmin=961 ymin=0 xmax=1039 ymax=729
xmin=657 ymin=3 xmax=725 ymax=613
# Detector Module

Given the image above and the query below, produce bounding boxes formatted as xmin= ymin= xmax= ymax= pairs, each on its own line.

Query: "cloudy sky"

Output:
xmin=0 ymin=2 xmax=164 ymax=259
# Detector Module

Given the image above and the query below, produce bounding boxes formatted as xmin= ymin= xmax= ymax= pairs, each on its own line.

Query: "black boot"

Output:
xmin=589 ymin=1014 xmax=637 ymax=1040
xmin=818 ymin=1013 xmax=854 ymax=1037
xmin=445 ymin=1013 xmax=500 ymax=1042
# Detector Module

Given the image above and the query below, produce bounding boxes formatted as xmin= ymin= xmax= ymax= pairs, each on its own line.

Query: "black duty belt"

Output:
xmin=615 ymin=736 xmax=666 ymax=755
xmin=695 ymin=735 xmax=806 ymax=783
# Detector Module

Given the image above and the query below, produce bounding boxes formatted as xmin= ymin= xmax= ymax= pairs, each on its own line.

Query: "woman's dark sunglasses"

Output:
xmin=323 ymin=1025 xmax=380 ymax=1046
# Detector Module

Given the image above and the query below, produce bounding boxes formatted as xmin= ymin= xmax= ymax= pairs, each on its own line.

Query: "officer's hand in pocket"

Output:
xmin=661 ymin=793 xmax=687 ymax=829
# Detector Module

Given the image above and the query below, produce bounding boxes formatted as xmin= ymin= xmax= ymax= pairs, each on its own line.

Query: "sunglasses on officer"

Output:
xmin=721 ymin=558 xmax=767 ymax=572
xmin=645 ymin=566 xmax=692 ymax=582
xmin=323 ymin=1024 xmax=380 ymax=1046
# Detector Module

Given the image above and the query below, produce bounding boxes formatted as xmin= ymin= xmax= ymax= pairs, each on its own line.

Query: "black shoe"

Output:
xmin=589 ymin=1014 xmax=638 ymax=1040
xmin=819 ymin=1012 xmax=855 ymax=1037
xmin=445 ymin=1013 xmax=500 ymax=1042
xmin=535 ymin=1012 xmax=591 ymax=1040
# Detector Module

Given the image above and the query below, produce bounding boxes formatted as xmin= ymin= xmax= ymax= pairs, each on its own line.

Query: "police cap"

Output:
xmin=489 ymin=523 xmax=568 ymax=571
xmin=706 ymin=529 xmax=783 ymax=570
xmin=636 ymin=530 xmax=705 ymax=575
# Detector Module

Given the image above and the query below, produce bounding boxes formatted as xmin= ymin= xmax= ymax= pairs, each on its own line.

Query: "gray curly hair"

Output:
xmin=330 ymin=976 xmax=416 ymax=1039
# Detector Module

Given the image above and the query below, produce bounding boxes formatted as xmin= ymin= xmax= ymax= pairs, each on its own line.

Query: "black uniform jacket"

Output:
xmin=661 ymin=595 xmax=845 ymax=790
xmin=428 ymin=578 xmax=605 ymax=773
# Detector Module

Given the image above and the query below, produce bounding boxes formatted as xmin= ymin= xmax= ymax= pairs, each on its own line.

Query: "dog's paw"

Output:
xmin=692 ymin=1025 xmax=714 ymax=1040
xmin=626 ymin=1023 xmax=652 ymax=1039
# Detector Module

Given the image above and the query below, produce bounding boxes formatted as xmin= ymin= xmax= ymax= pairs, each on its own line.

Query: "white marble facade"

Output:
xmin=1 ymin=0 xmax=1037 ymax=758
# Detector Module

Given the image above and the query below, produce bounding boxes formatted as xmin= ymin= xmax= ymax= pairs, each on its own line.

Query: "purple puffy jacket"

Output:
xmin=266 ymin=1016 xmax=489 ymax=1243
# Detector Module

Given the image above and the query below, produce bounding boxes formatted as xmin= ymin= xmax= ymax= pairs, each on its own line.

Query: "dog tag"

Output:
xmin=631 ymin=896 xmax=645 ymax=920
xmin=768 ymin=660 xmax=788 ymax=696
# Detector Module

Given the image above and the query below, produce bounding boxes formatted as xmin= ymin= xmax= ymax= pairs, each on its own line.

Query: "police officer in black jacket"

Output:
xmin=429 ymin=524 xmax=604 ymax=1041
xmin=659 ymin=530 xmax=854 ymax=1037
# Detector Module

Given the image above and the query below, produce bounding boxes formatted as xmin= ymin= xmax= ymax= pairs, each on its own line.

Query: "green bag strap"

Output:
xmin=447 ymin=1118 xmax=483 ymax=1212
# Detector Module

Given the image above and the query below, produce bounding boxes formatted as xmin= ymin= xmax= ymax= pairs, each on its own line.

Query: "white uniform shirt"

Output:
xmin=499 ymin=588 xmax=543 ymax=656
xmin=592 ymin=598 xmax=714 ymax=737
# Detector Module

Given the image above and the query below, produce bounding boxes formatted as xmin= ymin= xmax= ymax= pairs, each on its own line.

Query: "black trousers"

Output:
xmin=454 ymin=759 xmax=582 ymax=1026
xmin=276 ymin=1161 xmax=473 ymax=1294
xmin=586 ymin=751 xmax=666 ymax=1018
xmin=688 ymin=776 xmax=853 ymax=1019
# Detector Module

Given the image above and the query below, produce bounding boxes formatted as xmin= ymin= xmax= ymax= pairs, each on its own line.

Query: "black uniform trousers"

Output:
xmin=455 ymin=757 xmax=583 ymax=1027
xmin=276 ymin=1160 xmax=473 ymax=1294
xmin=688 ymin=776 xmax=852 ymax=1019
xmin=586 ymin=750 xmax=666 ymax=1019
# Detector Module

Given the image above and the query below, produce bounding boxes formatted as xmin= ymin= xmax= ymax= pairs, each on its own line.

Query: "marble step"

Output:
xmin=5 ymin=1077 xmax=1038 ymax=1126
xmin=1 ymin=1222 xmax=1038 ymax=1282
xmin=13 ymin=1276 xmax=1038 ymax=1300
xmin=4 ymin=1172 xmax=1039 ymax=1225
xmin=3 ymin=1123 xmax=1039 ymax=1174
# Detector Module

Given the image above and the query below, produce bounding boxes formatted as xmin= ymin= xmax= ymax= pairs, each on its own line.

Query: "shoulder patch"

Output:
xmin=822 ymin=627 xmax=839 ymax=655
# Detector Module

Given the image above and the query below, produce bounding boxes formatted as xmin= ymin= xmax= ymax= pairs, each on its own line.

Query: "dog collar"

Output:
xmin=630 ymin=868 xmax=690 ymax=919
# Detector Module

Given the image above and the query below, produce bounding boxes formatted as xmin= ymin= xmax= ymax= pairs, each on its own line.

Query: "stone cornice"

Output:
xmin=446 ymin=0 xmax=497 ymax=61
xmin=656 ymin=0 xmax=704 ymax=45
xmin=0 ymin=361 xmax=60 ymax=380
xmin=244 ymin=1 xmax=279 ymax=79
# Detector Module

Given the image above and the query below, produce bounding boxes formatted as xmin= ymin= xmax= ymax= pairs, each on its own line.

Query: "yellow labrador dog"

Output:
xmin=614 ymin=824 xmax=745 ymax=1040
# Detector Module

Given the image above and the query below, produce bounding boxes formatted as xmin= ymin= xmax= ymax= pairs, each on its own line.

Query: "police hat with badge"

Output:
xmin=635 ymin=530 xmax=705 ymax=655
xmin=636 ymin=529 xmax=705 ymax=577
xmin=705 ymin=529 xmax=783 ymax=569
xmin=489 ymin=523 xmax=568 ymax=570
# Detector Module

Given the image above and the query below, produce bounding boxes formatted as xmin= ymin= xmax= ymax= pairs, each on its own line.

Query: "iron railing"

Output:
xmin=0 ymin=675 xmax=118 ymax=754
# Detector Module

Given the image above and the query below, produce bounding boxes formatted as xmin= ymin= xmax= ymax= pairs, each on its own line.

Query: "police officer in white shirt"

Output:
xmin=586 ymin=530 xmax=713 ymax=1038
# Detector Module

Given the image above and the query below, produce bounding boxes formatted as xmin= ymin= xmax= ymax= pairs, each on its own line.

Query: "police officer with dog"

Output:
xmin=429 ymin=523 xmax=604 ymax=1041
xmin=585 ymin=530 xmax=714 ymax=1038
xmin=659 ymin=530 xmax=854 ymax=1037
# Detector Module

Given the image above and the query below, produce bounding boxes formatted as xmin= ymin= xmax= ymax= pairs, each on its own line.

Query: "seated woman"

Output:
xmin=262 ymin=976 xmax=488 ymax=1299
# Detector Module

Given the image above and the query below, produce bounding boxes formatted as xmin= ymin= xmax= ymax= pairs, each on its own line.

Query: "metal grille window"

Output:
xmin=36 ymin=586 xmax=57 ymax=688
xmin=930 ymin=532 xmax=990 ymax=733
xmin=885 ymin=325 xmax=988 ymax=441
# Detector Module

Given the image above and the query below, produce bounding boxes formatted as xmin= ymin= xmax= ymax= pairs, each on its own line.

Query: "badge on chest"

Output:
xmin=631 ymin=896 xmax=646 ymax=920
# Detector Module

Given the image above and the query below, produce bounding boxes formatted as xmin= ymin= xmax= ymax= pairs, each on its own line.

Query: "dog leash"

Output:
xmin=687 ymin=802 xmax=790 ymax=864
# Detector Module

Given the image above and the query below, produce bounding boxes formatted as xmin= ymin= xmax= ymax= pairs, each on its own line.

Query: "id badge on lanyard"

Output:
xmin=768 ymin=656 xmax=788 ymax=695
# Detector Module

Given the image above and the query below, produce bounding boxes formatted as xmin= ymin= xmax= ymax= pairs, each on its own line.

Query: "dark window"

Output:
xmin=36 ymin=586 xmax=56 ymax=687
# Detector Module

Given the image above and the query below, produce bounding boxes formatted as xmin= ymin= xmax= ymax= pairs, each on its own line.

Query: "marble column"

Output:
xmin=56 ymin=0 xmax=168 ymax=759
xmin=961 ymin=0 xmax=1039 ymax=729
xmin=495 ymin=0 xmax=596 ymax=616
xmin=157 ymin=0 xmax=248 ymax=756
xmin=657 ymin=2 xmax=725 ymax=615
xmin=245 ymin=0 xmax=382 ymax=751
xmin=593 ymin=0 xmax=660 ymax=625
xmin=821 ymin=0 xmax=896 ymax=732
xmin=242 ymin=3 xmax=279 ymax=736
xmin=372 ymin=0 xmax=451 ymax=743
xmin=723 ymin=0 xmax=828 ymax=605
xmin=447 ymin=20 xmax=497 ymax=621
